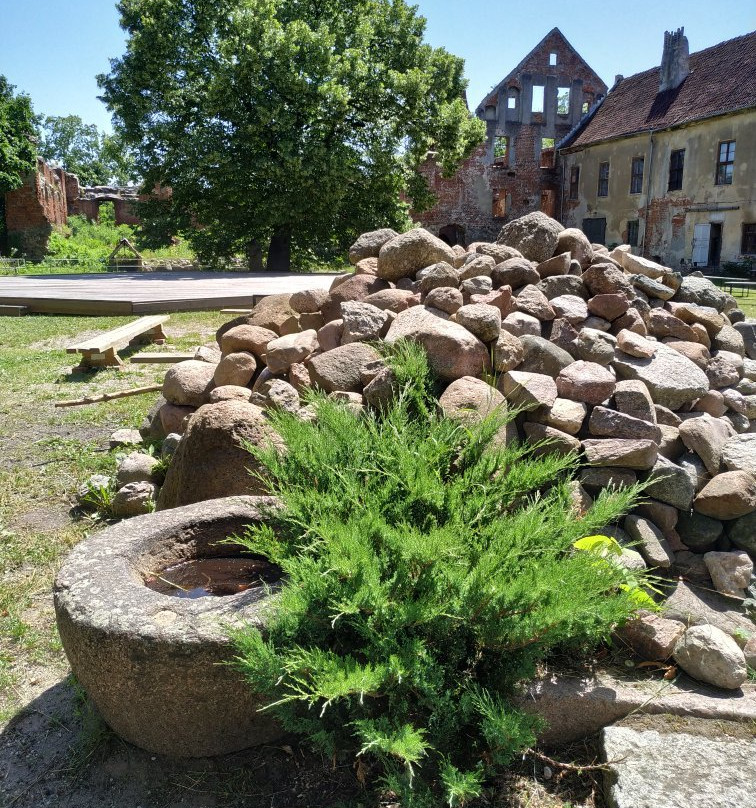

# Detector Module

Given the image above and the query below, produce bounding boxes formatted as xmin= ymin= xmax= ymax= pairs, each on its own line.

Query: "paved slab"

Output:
xmin=517 ymin=669 xmax=756 ymax=745
xmin=0 ymin=271 xmax=339 ymax=315
xmin=603 ymin=716 xmax=756 ymax=808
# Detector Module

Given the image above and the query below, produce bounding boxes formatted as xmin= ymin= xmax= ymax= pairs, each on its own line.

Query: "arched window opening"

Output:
xmin=438 ymin=223 xmax=466 ymax=247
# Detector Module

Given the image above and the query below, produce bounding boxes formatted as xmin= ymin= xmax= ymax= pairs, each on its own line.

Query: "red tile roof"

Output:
xmin=565 ymin=31 xmax=756 ymax=148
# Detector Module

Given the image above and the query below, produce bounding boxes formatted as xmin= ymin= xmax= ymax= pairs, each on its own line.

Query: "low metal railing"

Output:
xmin=0 ymin=258 xmax=29 ymax=272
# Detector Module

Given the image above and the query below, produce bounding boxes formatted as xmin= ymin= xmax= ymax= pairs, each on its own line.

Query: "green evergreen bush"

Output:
xmin=233 ymin=342 xmax=644 ymax=806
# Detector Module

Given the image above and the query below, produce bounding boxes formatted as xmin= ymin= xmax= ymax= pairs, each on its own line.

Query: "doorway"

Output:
xmin=582 ymin=217 xmax=606 ymax=246
xmin=438 ymin=223 xmax=466 ymax=247
xmin=692 ymin=222 xmax=724 ymax=268
xmin=540 ymin=189 xmax=556 ymax=218
xmin=708 ymin=223 xmax=722 ymax=267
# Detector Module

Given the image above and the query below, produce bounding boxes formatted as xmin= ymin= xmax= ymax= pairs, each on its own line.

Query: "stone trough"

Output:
xmin=53 ymin=496 xmax=284 ymax=757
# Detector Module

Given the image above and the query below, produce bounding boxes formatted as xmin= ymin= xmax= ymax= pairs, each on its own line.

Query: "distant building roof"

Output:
xmin=563 ymin=30 xmax=756 ymax=149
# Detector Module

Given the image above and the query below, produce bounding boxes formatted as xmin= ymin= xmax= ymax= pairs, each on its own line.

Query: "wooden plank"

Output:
xmin=0 ymin=296 xmax=135 ymax=316
xmin=130 ymin=352 xmax=195 ymax=363
xmin=132 ymin=297 xmax=260 ymax=314
xmin=220 ymin=308 xmax=254 ymax=314
xmin=0 ymin=271 xmax=338 ymax=315
xmin=56 ymin=384 xmax=162 ymax=407
xmin=67 ymin=315 xmax=170 ymax=353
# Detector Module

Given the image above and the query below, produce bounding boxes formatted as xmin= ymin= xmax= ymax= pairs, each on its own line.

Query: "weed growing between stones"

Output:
xmin=233 ymin=342 xmax=645 ymax=806
xmin=75 ymin=475 xmax=115 ymax=520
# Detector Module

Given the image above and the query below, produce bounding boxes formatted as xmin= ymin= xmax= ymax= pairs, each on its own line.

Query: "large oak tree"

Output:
xmin=98 ymin=0 xmax=484 ymax=269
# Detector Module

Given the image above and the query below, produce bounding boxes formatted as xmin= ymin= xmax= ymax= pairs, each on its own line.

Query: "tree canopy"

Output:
xmin=38 ymin=115 xmax=134 ymax=186
xmin=99 ymin=0 xmax=485 ymax=269
xmin=0 ymin=76 xmax=37 ymax=195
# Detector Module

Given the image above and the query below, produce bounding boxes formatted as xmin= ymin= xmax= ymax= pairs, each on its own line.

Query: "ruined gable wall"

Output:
xmin=416 ymin=32 xmax=607 ymax=244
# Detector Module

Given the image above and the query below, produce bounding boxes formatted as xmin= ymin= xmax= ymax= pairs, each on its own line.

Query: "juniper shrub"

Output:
xmin=233 ymin=342 xmax=643 ymax=806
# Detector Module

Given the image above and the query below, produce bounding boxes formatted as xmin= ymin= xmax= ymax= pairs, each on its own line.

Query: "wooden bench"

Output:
xmin=67 ymin=315 xmax=170 ymax=369
xmin=704 ymin=276 xmax=756 ymax=296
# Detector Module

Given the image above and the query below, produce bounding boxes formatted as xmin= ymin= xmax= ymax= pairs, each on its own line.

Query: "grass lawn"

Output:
xmin=736 ymin=294 xmax=756 ymax=320
xmin=0 ymin=310 xmax=227 ymax=723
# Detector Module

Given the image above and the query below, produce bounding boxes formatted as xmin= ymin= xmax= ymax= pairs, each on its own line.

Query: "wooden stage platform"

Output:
xmin=0 ymin=271 xmax=340 ymax=315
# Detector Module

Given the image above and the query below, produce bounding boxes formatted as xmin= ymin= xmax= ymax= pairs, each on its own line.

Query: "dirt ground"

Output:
xmin=1 ymin=679 xmax=362 ymax=808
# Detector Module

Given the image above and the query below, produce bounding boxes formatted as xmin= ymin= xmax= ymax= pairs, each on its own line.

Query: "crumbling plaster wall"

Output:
xmin=561 ymin=108 xmax=755 ymax=266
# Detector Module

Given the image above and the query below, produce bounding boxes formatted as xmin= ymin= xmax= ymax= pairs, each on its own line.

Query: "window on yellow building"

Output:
xmin=597 ymin=162 xmax=609 ymax=197
xmin=630 ymin=157 xmax=644 ymax=194
xmin=668 ymin=149 xmax=684 ymax=191
xmin=716 ymin=140 xmax=735 ymax=185
xmin=569 ymin=166 xmax=580 ymax=199
xmin=742 ymin=223 xmax=756 ymax=255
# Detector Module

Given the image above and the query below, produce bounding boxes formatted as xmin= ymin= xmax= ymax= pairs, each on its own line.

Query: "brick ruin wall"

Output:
xmin=416 ymin=145 xmax=499 ymax=244
xmin=70 ymin=196 xmax=141 ymax=227
xmin=416 ymin=143 xmax=562 ymax=247
xmin=3 ymin=159 xmax=72 ymax=260
xmin=2 ymin=159 xmax=141 ymax=259
xmin=416 ymin=30 xmax=606 ymax=246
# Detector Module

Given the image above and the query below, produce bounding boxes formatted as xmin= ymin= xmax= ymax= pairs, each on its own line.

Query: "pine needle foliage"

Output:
xmin=233 ymin=342 xmax=643 ymax=806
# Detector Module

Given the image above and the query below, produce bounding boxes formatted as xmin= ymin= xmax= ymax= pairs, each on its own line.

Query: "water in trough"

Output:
xmin=144 ymin=556 xmax=281 ymax=598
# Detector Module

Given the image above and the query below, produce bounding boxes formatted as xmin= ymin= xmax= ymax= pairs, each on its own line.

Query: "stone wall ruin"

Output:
xmin=415 ymin=29 xmax=607 ymax=245
xmin=1 ymin=158 xmax=141 ymax=259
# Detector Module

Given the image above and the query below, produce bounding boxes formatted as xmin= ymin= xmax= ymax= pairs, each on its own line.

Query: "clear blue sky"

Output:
xmin=1 ymin=0 xmax=753 ymax=133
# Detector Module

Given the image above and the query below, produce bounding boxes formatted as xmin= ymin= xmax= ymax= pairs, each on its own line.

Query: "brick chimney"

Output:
xmin=659 ymin=27 xmax=689 ymax=92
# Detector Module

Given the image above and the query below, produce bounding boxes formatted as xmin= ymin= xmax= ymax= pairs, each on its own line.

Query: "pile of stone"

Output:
xmin=136 ymin=211 xmax=755 ymax=690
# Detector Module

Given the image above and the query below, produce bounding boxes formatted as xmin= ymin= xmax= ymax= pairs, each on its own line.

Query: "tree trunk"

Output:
xmin=246 ymin=239 xmax=263 ymax=272
xmin=266 ymin=226 xmax=292 ymax=272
